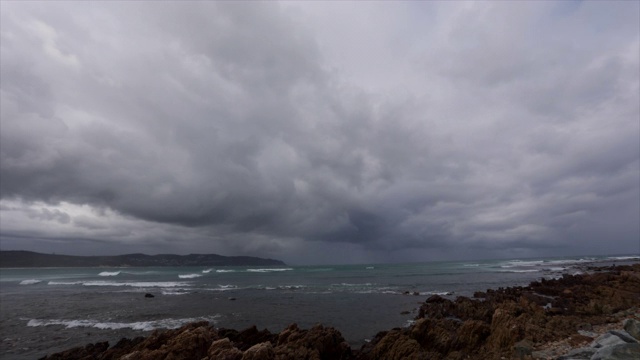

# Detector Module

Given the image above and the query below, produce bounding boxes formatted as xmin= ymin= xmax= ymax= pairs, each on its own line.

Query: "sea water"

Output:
xmin=1 ymin=255 xmax=637 ymax=359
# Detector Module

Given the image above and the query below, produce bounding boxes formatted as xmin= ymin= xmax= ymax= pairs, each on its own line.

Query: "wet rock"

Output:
xmin=144 ymin=293 xmax=154 ymax=298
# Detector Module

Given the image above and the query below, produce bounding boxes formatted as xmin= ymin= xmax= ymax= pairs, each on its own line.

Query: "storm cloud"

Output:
xmin=1 ymin=1 xmax=638 ymax=264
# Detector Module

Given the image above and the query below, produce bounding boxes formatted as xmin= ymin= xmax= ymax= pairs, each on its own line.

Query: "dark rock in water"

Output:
xmin=591 ymin=343 xmax=640 ymax=360
xmin=144 ymin=293 xmax=154 ymax=298
xmin=228 ymin=297 xmax=236 ymax=301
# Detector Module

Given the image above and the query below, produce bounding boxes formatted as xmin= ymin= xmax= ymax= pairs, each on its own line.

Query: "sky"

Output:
xmin=0 ymin=1 xmax=638 ymax=265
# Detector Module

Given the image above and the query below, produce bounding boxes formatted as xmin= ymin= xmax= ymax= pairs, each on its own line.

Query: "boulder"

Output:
xmin=591 ymin=343 xmax=640 ymax=360
xmin=363 ymin=329 xmax=425 ymax=360
xmin=513 ymin=339 xmax=534 ymax=358
xmin=591 ymin=332 xmax=631 ymax=348
xmin=274 ymin=323 xmax=351 ymax=360
xmin=242 ymin=342 xmax=275 ymax=360
xmin=623 ymin=319 xmax=640 ymax=341
xmin=208 ymin=338 xmax=243 ymax=360
xmin=555 ymin=346 xmax=596 ymax=360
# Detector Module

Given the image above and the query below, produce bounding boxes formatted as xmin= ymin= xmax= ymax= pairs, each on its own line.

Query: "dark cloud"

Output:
xmin=1 ymin=1 xmax=638 ymax=264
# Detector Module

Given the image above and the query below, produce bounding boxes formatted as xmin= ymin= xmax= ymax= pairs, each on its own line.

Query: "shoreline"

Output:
xmin=39 ymin=263 xmax=640 ymax=359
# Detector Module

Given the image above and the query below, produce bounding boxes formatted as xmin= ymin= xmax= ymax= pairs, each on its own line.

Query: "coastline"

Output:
xmin=39 ymin=263 xmax=640 ymax=360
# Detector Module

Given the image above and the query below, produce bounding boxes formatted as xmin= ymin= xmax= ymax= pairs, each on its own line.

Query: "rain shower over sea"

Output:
xmin=1 ymin=255 xmax=638 ymax=359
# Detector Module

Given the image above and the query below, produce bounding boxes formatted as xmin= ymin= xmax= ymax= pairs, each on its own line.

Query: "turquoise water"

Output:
xmin=1 ymin=255 xmax=637 ymax=359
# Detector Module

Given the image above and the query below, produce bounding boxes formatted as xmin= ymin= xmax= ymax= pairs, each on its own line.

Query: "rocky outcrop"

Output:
xmin=40 ymin=264 xmax=640 ymax=360
xmin=40 ymin=321 xmax=351 ymax=360
xmin=359 ymin=263 xmax=640 ymax=360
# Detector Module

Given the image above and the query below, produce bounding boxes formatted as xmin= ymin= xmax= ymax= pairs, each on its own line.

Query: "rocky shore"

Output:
xmin=41 ymin=263 xmax=640 ymax=360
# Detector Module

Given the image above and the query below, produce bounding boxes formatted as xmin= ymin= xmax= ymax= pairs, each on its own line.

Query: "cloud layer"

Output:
xmin=1 ymin=1 xmax=638 ymax=264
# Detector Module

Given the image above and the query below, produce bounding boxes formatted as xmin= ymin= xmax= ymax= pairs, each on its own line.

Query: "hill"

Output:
xmin=0 ymin=250 xmax=286 ymax=267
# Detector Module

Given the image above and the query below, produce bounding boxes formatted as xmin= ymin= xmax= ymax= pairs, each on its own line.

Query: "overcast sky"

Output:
xmin=1 ymin=1 xmax=638 ymax=265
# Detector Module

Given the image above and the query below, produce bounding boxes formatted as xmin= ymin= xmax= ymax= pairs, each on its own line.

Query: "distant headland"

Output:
xmin=0 ymin=250 xmax=286 ymax=268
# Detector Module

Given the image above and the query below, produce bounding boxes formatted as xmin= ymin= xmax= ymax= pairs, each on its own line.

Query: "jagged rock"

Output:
xmin=208 ymin=338 xmax=243 ymax=360
xmin=609 ymin=330 xmax=639 ymax=343
xmin=623 ymin=318 xmax=640 ymax=340
xmin=363 ymin=329 xmax=425 ymax=360
xmin=590 ymin=343 xmax=640 ymax=360
xmin=274 ymin=323 xmax=351 ymax=360
xmin=242 ymin=342 xmax=275 ymax=360
xmin=555 ymin=346 xmax=596 ymax=359
xmin=591 ymin=332 xmax=631 ymax=348
xmin=228 ymin=325 xmax=276 ymax=351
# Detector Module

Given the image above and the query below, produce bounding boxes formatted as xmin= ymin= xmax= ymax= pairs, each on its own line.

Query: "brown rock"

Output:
xmin=365 ymin=329 xmax=426 ymax=360
xmin=274 ymin=323 xmax=351 ymax=360
xmin=242 ymin=341 xmax=275 ymax=360
xmin=208 ymin=338 xmax=243 ymax=360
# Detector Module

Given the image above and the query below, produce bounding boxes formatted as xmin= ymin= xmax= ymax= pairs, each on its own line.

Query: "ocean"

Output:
xmin=1 ymin=255 xmax=638 ymax=359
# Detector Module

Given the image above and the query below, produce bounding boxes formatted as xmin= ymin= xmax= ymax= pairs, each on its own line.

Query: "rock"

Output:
xmin=363 ymin=329 xmax=425 ymax=360
xmin=591 ymin=332 xmax=631 ymax=348
xmin=623 ymin=319 xmax=640 ymax=341
xmin=513 ymin=339 xmax=534 ymax=358
xmin=556 ymin=346 xmax=596 ymax=360
xmin=144 ymin=293 xmax=154 ymax=298
xmin=590 ymin=343 xmax=640 ymax=360
xmin=400 ymin=310 xmax=411 ymax=315
xmin=228 ymin=297 xmax=237 ymax=301
xmin=242 ymin=342 xmax=275 ymax=360
xmin=274 ymin=323 xmax=351 ymax=360
xmin=208 ymin=338 xmax=243 ymax=360
xmin=578 ymin=330 xmax=599 ymax=338
xmin=230 ymin=325 xmax=276 ymax=351
xmin=609 ymin=330 xmax=639 ymax=344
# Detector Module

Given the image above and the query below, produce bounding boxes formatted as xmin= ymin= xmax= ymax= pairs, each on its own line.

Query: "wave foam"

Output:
xmin=202 ymin=269 xmax=213 ymax=273
xmin=216 ymin=269 xmax=236 ymax=273
xmin=178 ymin=274 xmax=202 ymax=279
xmin=48 ymin=280 xmax=189 ymax=288
xmin=607 ymin=256 xmax=639 ymax=261
xmin=19 ymin=279 xmax=42 ymax=285
xmin=246 ymin=268 xmax=293 ymax=273
xmin=98 ymin=271 xmax=121 ymax=277
xmin=27 ymin=316 xmax=219 ymax=331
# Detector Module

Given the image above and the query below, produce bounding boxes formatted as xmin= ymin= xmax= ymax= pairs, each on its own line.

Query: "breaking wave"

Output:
xmin=98 ymin=271 xmax=121 ymax=277
xmin=19 ymin=279 xmax=42 ymax=285
xmin=178 ymin=274 xmax=202 ymax=279
xmin=26 ymin=316 xmax=220 ymax=331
